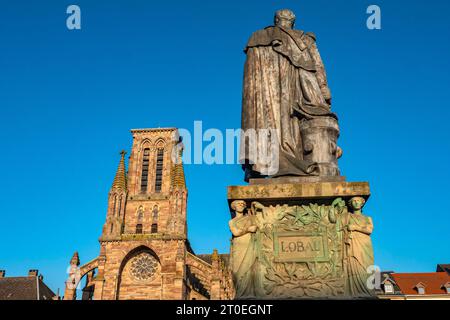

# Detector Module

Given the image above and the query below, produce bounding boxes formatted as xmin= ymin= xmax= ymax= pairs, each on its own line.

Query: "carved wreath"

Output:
xmin=255 ymin=201 xmax=346 ymax=297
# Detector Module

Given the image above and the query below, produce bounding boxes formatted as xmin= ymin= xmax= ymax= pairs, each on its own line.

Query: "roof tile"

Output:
xmin=391 ymin=272 xmax=450 ymax=295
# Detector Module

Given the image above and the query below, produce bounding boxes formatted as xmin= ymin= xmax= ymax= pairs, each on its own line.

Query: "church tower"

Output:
xmin=101 ymin=150 xmax=128 ymax=239
xmin=94 ymin=128 xmax=189 ymax=300
xmin=63 ymin=127 xmax=233 ymax=300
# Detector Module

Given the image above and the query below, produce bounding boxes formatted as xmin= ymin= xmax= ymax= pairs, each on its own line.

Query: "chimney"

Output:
xmin=0 ymin=270 xmax=5 ymax=278
xmin=28 ymin=269 xmax=39 ymax=277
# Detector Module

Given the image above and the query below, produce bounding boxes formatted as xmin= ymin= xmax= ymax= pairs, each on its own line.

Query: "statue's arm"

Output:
xmin=307 ymin=33 xmax=332 ymax=102
xmin=329 ymin=198 xmax=345 ymax=223
xmin=328 ymin=207 xmax=337 ymax=224
xmin=229 ymin=219 xmax=250 ymax=237
xmin=349 ymin=217 xmax=374 ymax=235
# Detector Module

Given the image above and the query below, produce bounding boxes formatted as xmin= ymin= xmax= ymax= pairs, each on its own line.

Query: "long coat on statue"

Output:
xmin=240 ymin=26 xmax=332 ymax=180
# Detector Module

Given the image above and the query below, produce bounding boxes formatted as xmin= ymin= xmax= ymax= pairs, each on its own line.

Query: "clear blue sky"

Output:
xmin=1 ymin=0 xmax=449 ymax=294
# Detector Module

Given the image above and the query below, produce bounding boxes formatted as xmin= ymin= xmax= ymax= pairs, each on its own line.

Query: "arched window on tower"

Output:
xmin=112 ymin=195 xmax=117 ymax=216
xmin=177 ymin=193 xmax=182 ymax=214
xmin=136 ymin=224 xmax=143 ymax=234
xmin=137 ymin=207 xmax=143 ymax=223
xmin=152 ymin=205 xmax=158 ymax=222
xmin=154 ymin=148 xmax=164 ymax=192
xmin=140 ymin=148 xmax=150 ymax=192
xmin=117 ymin=197 xmax=122 ymax=216
xmin=174 ymin=192 xmax=178 ymax=212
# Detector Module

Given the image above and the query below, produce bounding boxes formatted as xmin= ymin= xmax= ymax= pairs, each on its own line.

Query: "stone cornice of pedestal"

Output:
xmin=228 ymin=181 xmax=370 ymax=202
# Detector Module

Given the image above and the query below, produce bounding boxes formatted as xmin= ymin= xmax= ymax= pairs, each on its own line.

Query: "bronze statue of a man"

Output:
xmin=240 ymin=9 xmax=336 ymax=181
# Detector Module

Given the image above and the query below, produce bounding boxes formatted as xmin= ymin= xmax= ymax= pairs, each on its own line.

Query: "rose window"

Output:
xmin=129 ymin=252 xmax=159 ymax=281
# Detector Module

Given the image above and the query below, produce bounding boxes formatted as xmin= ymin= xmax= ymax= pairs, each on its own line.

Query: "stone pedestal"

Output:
xmin=227 ymin=179 xmax=375 ymax=299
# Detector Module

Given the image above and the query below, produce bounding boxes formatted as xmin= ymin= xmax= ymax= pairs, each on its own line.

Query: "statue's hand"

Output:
xmin=247 ymin=226 xmax=257 ymax=233
xmin=250 ymin=201 xmax=265 ymax=215
xmin=332 ymin=197 xmax=345 ymax=208
xmin=272 ymin=39 xmax=282 ymax=47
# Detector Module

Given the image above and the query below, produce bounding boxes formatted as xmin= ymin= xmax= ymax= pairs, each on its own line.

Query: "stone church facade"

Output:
xmin=64 ymin=128 xmax=234 ymax=300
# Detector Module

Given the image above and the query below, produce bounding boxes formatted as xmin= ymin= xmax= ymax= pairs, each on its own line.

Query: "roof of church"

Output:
xmin=0 ymin=276 xmax=56 ymax=300
xmin=111 ymin=150 xmax=127 ymax=191
xmin=186 ymin=267 xmax=210 ymax=299
xmin=196 ymin=254 xmax=230 ymax=267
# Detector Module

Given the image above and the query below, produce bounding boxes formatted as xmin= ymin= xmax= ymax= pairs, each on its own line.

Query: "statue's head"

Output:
xmin=274 ymin=9 xmax=296 ymax=29
xmin=231 ymin=200 xmax=247 ymax=215
xmin=348 ymin=197 xmax=366 ymax=211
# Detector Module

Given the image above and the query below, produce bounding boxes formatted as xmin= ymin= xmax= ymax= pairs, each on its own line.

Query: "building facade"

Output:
xmin=64 ymin=128 xmax=233 ymax=300
xmin=377 ymin=264 xmax=450 ymax=300
xmin=0 ymin=269 xmax=57 ymax=300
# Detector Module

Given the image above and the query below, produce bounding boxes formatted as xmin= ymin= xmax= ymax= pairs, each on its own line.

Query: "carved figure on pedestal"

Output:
xmin=229 ymin=200 xmax=260 ymax=299
xmin=343 ymin=197 xmax=375 ymax=298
